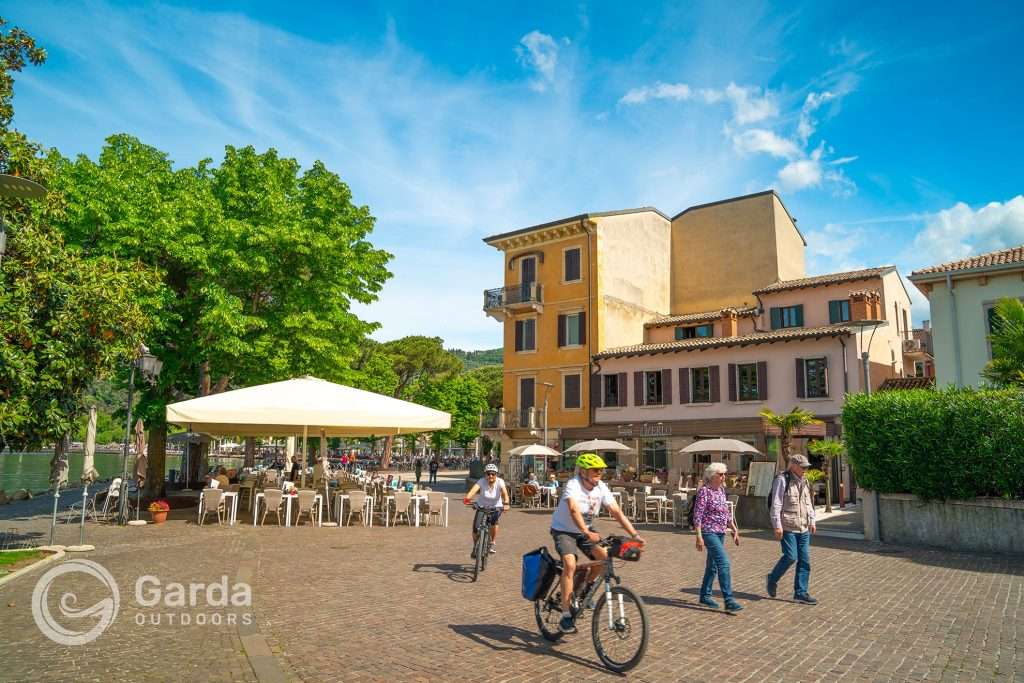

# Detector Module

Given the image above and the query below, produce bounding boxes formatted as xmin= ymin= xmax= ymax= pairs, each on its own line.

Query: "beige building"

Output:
xmin=909 ymin=245 xmax=1024 ymax=387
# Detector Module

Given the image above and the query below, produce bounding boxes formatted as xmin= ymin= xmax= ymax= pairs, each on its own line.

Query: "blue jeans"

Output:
xmin=769 ymin=531 xmax=811 ymax=596
xmin=699 ymin=532 xmax=733 ymax=601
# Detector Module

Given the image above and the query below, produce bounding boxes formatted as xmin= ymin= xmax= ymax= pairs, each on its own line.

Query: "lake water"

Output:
xmin=0 ymin=452 xmax=246 ymax=493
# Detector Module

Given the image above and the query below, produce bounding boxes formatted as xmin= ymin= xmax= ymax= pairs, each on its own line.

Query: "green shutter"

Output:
xmin=795 ymin=305 xmax=804 ymax=327
xmin=770 ymin=307 xmax=782 ymax=330
xmin=829 ymin=300 xmax=839 ymax=324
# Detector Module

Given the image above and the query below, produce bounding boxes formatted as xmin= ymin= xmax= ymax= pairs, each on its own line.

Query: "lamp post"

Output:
xmin=539 ymin=381 xmax=554 ymax=449
xmin=849 ymin=321 xmax=883 ymax=395
xmin=117 ymin=344 xmax=162 ymax=524
xmin=0 ymin=174 xmax=48 ymax=270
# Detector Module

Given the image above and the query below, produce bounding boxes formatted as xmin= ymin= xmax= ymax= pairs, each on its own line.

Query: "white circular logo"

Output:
xmin=32 ymin=559 xmax=120 ymax=645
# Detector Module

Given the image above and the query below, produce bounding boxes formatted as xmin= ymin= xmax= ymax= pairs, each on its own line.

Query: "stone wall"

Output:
xmin=875 ymin=493 xmax=1024 ymax=554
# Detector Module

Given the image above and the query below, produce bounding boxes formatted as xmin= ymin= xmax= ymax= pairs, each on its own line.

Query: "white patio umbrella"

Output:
xmin=564 ymin=439 xmax=634 ymax=453
xmin=679 ymin=438 xmax=760 ymax=454
xmin=131 ymin=419 xmax=147 ymax=523
xmin=507 ymin=444 xmax=561 ymax=456
xmin=69 ymin=407 xmax=99 ymax=552
xmin=48 ymin=435 xmax=70 ymax=544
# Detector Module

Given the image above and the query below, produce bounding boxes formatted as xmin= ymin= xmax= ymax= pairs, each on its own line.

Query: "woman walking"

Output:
xmin=693 ymin=462 xmax=743 ymax=612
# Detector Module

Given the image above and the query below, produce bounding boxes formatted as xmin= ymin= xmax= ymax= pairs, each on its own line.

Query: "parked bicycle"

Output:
xmin=469 ymin=503 xmax=500 ymax=582
xmin=531 ymin=535 xmax=649 ymax=672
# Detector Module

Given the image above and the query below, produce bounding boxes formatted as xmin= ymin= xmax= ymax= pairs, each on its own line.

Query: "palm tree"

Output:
xmin=759 ymin=407 xmax=822 ymax=472
xmin=982 ymin=297 xmax=1024 ymax=388
xmin=807 ymin=439 xmax=844 ymax=512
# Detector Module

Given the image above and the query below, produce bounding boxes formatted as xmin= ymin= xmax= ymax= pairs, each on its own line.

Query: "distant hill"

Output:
xmin=450 ymin=348 xmax=502 ymax=370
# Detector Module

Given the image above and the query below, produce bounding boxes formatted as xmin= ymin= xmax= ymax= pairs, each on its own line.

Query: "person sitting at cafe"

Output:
xmin=214 ymin=466 xmax=230 ymax=489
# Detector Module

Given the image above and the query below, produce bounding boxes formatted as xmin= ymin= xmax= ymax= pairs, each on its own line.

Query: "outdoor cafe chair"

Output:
xmin=391 ymin=490 xmax=413 ymax=526
xmin=521 ymin=484 xmax=540 ymax=509
xmin=633 ymin=491 xmax=655 ymax=524
xmin=199 ymin=488 xmax=226 ymax=526
xmin=346 ymin=490 xmax=370 ymax=527
xmin=294 ymin=489 xmax=320 ymax=526
xmin=425 ymin=491 xmax=446 ymax=526
xmin=260 ymin=488 xmax=284 ymax=527
xmin=238 ymin=477 xmax=257 ymax=511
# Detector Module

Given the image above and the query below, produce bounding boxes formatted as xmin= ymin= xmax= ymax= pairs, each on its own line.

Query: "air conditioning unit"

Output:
xmin=902 ymin=338 xmax=922 ymax=353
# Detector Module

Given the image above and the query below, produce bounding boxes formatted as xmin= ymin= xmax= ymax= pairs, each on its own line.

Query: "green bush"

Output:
xmin=843 ymin=388 xmax=1024 ymax=500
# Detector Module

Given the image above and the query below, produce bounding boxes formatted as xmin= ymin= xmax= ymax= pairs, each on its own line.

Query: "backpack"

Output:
xmin=766 ymin=471 xmax=796 ymax=513
xmin=685 ymin=488 xmax=701 ymax=529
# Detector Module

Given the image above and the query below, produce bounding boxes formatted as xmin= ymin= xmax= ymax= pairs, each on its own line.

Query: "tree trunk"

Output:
xmin=824 ymin=457 xmax=833 ymax=513
xmin=144 ymin=423 xmax=167 ymax=498
xmin=776 ymin=432 xmax=790 ymax=472
xmin=244 ymin=437 xmax=256 ymax=469
xmin=382 ymin=435 xmax=393 ymax=470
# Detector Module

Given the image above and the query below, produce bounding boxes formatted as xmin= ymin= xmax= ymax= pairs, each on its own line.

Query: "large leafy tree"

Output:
xmin=982 ymin=297 xmax=1024 ymax=388
xmin=759 ymin=406 xmax=822 ymax=472
xmin=466 ymin=365 xmax=503 ymax=409
xmin=52 ymin=138 xmax=392 ymax=494
xmin=0 ymin=21 xmax=156 ymax=451
xmin=413 ymin=373 xmax=488 ymax=450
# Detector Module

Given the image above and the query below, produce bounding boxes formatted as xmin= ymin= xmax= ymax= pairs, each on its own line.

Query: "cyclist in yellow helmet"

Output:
xmin=549 ymin=452 xmax=644 ymax=634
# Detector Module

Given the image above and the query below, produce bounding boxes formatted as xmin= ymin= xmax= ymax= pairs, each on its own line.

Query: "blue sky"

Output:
xmin=8 ymin=1 xmax=1024 ymax=349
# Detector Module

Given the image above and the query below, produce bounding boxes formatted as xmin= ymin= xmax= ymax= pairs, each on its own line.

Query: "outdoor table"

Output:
xmin=198 ymin=490 xmax=239 ymax=525
xmin=333 ymin=492 xmax=375 ymax=527
xmin=540 ymin=487 xmax=558 ymax=508
xmin=252 ymin=492 xmax=323 ymax=527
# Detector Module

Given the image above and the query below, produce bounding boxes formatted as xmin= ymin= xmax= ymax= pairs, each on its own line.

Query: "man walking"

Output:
xmin=767 ymin=454 xmax=817 ymax=604
xmin=414 ymin=457 xmax=423 ymax=486
xmin=428 ymin=457 xmax=439 ymax=485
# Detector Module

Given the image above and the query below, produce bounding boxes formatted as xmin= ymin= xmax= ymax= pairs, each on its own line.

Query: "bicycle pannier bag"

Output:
xmin=521 ymin=546 xmax=558 ymax=600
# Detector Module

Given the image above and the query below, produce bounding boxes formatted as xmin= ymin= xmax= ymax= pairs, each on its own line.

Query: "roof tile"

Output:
xmin=910 ymin=245 xmax=1024 ymax=277
xmin=752 ymin=267 xmax=895 ymax=295
xmin=645 ymin=306 xmax=758 ymax=328
xmin=595 ymin=325 xmax=854 ymax=359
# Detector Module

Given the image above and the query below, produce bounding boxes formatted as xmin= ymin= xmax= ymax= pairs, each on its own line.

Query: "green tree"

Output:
xmin=413 ymin=373 xmax=488 ymax=450
xmin=466 ymin=364 xmax=503 ymax=409
xmin=807 ymin=438 xmax=844 ymax=513
xmin=982 ymin=297 xmax=1024 ymax=388
xmin=759 ymin=406 xmax=822 ymax=472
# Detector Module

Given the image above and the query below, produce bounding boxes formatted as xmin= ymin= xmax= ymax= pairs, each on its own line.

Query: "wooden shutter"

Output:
xmin=757 ymin=361 xmax=768 ymax=401
xmin=578 ymin=311 xmax=586 ymax=345
xmin=795 ymin=305 xmax=804 ymax=327
xmin=618 ymin=372 xmax=627 ymax=408
xmin=822 ymin=356 xmax=830 ymax=397
xmin=514 ymin=320 xmax=523 ymax=351
xmin=828 ymin=300 xmax=840 ymax=324
xmin=728 ymin=364 xmax=737 ymax=402
xmin=678 ymin=368 xmax=690 ymax=404
xmin=526 ymin=319 xmax=536 ymax=350
xmin=796 ymin=358 xmax=806 ymax=398
xmin=557 ymin=314 xmax=566 ymax=347
xmin=710 ymin=365 xmax=721 ymax=403
xmin=633 ymin=371 xmax=644 ymax=406
xmin=590 ymin=374 xmax=602 ymax=409
xmin=770 ymin=307 xmax=782 ymax=330
xmin=661 ymin=369 xmax=672 ymax=405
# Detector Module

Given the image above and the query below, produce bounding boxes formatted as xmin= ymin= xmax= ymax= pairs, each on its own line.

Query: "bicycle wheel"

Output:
xmin=472 ymin=532 xmax=486 ymax=582
xmin=534 ymin=583 xmax=564 ymax=643
xmin=591 ymin=585 xmax=649 ymax=673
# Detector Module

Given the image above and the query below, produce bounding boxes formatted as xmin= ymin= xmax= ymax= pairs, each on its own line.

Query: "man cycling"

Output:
xmin=550 ymin=453 xmax=644 ymax=634
xmin=464 ymin=463 xmax=510 ymax=557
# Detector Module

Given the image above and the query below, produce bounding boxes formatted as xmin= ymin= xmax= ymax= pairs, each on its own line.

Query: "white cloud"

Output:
xmin=797 ymin=90 xmax=836 ymax=143
xmin=732 ymin=128 xmax=801 ymax=160
xmin=516 ymin=30 xmax=560 ymax=92
xmin=911 ymin=196 xmax=1024 ymax=265
xmin=716 ymin=82 xmax=778 ymax=125
xmin=804 ymin=222 xmax=866 ymax=273
xmin=619 ymin=81 xmax=691 ymax=104
xmin=777 ymin=145 xmax=824 ymax=191
xmin=620 ymin=80 xmax=777 ymax=125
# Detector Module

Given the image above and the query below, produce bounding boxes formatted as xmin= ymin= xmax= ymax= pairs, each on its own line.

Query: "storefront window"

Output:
xmin=641 ymin=438 xmax=667 ymax=475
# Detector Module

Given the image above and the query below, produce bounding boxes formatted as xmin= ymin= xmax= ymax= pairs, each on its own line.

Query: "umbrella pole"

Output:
xmin=136 ymin=485 xmax=142 ymax=521
xmin=49 ymin=482 xmax=61 ymax=546
xmin=301 ymin=425 xmax=308 ymax=488
xmin=78 ymin=483 xmax=89 ymax=546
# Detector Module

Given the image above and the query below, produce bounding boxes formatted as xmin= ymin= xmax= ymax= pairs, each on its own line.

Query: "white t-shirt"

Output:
xmin=476 ymin=477 xmax=507 ymax=509
xmin=550 ymin=476 xmax=615 ymax=533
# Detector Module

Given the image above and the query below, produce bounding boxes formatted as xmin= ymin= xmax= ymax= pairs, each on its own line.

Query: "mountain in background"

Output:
xmin=450 ymin=348 xmax=502 ymax=370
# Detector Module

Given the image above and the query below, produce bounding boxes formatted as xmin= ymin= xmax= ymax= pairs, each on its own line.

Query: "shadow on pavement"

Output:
xmin=448 ymin=623 xmax=618 ymax=676
xmin=412 ymin=562 xmax=475 ymax=583
xmin=641 ymin=595 xmax=737 ymax=614
xmin=677 ymin=586 xmax=767 ymax=602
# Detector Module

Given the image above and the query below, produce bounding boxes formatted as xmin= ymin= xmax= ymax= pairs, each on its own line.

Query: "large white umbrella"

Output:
xmin=679 ymin=438 xmax=760 ymax=454
xmin=507 ymin=444 xmax=561 ymax=456
xmin=71 ymin=407 xmax=99 ymax=551
xmin=564 ymin=439 xmax=634 ymax=453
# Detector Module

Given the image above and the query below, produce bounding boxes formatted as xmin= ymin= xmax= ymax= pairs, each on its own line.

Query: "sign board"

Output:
xmin=616 ymin=423 xmax=672 ymax=438
xmin=747 ymin=461 xmax=776 ymax=497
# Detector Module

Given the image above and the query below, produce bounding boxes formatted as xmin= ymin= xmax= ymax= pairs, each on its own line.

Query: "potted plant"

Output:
xmin=148 ymin=499 xmax=170 ymax=524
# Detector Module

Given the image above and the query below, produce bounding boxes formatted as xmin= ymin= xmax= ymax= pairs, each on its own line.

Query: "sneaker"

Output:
xmin=766 ymin=575 xmax=777 ymax=598
xmin=724 ymin=600 xmax=744 ymax=612
xmin=794 ymin=594 xmax=818 ymax=605
xmin=487 ymin=543 xmax=496 ymax=555
xmin=698 ymin=597 xmax=720 ymax=609
xmin=558 ymin=614 xmax=577 ymax=634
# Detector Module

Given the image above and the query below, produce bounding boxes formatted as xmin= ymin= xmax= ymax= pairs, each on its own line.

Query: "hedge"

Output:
xmin=843 ymin=387 xmax=1024 ymax=501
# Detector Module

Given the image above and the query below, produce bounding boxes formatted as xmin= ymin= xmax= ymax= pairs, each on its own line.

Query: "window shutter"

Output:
xmin=618 ymin=372 xmax=627 ymax=408
xmin=728 ymin=364 xmax=737 ymax=402
xmin=822 ymin=356 xmax=830 ymax=397
xmin=662 ymin=369 xmax=672 ymax=405
xmin=515 ymin=321 xmax=523 ymax=351
xmin=590 ymin=374 xmax=602 ymax=408
xmin=679 ymin=368 xmax=690 ymax=404
xmin=829 ymin=300 xmax=840 ymax=324
xmin=527 ymin=320 xmax=536 ymax=350
xmin=710 ymin=365 xmax=721 ymax=403
xmin=757 ymin=361 xmax=768 ymax=401
xmin=633 ymin=371 xmax=644 ymax=406
xmin=770 ymin=307 xmax=782 ymax=330
xmin=795 ymin=305 xmax=804 ymax=327
xmin=557 ymin=314 xmax=566 ymax=347
xmin=796 ymin=358 xmax=806 ymax=398
xmin=579 ymin=311 xmax=586 ymax=345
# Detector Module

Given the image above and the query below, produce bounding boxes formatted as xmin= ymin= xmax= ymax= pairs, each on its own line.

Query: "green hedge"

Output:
xmin=843 ymin=388 xmax=1024 ymax=500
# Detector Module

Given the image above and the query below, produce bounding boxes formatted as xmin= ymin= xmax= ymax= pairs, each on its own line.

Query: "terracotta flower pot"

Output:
xmin=150 ymin=510 xmax=168 ymax=524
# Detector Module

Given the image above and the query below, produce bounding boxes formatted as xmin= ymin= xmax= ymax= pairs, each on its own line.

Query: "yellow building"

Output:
xmin=480 ymin=190 xmax=807 ymax=458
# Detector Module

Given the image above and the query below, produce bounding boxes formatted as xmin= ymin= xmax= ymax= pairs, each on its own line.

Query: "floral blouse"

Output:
xmin=692 ymin=485 xmax=731 ymax=534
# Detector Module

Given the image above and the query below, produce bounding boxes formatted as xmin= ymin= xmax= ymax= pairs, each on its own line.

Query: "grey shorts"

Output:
xmin=551 ymin=528 xmax=597 ymax=560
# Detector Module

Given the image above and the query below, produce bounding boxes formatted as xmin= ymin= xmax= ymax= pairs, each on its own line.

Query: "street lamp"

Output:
xmin=118 ymin=344 xmax=162 ymax=524
xmin=848 ymin=320 xmax=885 ymax=395
xmin=0 ymin=174 xmax=47 ymax=270
xmin=539 ymin=382 xmax=554 ymax=449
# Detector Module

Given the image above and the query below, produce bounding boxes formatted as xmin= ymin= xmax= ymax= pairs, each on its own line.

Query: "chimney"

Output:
xmin=720 ymin=308 xmax=739 ymax=337
xmin=923 ymin=319 xmax=930 ymax=331
xmin=870 ymin=291 xmax=882 ymax=321
xmin=849 ymin=291 xmax=870 ymax=322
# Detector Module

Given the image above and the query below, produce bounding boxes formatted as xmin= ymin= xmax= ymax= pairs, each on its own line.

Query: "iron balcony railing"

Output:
xmin=483 ymin=283 xmax=543 ymax=310
xmin=480 ymin=410 xmax=502 ymax=429
xmin=478 ymin=407 xmax=539 ymax=430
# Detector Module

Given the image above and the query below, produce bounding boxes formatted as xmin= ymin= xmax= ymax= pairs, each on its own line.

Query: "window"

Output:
xmin=674 ymin=324 xmax=714 ymax=340
xmin=563 ymin=374 xmax=581 ymax=409
xmin=828 ymin=299 xmax=851 ymax=324
xmin=804 ymin=357 xmax=829 ymax=398
xmin=558 ymin=311 xmax=585 ymax=347
xmin=641 ymin=439 xmax=667 ymax=474
xmin=603 ymin=374 xmax=620 ymax=407
xmin=691 ymin=367 xmax=711 ymax=403
xmin=771 ymin=305 xmax=804 ymax=329
xmin=737 ymin=363 xmax=759 ymax=401
xmin=564 ymin=248 xmax=581 ymax=282
xmin=644 ymin=370 xmax=663 ymax=404
xmin=914 ymin=360 xmax=925 ymax=377
xmin=514 ymin=318 xmax=536 ymax=351
xmin=519 ymin=377 xmax=535 ymax=409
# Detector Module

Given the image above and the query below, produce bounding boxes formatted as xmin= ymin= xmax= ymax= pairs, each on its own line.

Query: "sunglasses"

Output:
xmin=486 ymin=472 xmax=497 ymax=476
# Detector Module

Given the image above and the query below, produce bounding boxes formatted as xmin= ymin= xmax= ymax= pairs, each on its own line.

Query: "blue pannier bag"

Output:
xmin=521 ymin=546 xmax=558 ymax=601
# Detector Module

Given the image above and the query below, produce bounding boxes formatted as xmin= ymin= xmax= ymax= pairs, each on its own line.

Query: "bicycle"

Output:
xmin=469 ymin=504 xmax=499 ymax=582
xmin=534 ymin=535 xmax=649 ymax=673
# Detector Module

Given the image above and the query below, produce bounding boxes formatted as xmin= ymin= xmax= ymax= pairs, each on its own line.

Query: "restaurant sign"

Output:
xmin=617 ymin=423 xmax=672 ymax=438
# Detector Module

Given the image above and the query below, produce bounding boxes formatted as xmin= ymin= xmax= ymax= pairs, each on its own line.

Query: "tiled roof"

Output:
xmin=482 ymin=207 xmax=669 ymax=244
xmin=878 ymin=376 xmax=936 ymax=391
xmin=645 ymin=306 xmax=758 ymax=328
xmin=595 ymin=325 xmax=854 ymax=359
xmin=752 ymin=267 xmax=895 ymax=295
xmin=909 ymin=245 xmax=1024 ymax=277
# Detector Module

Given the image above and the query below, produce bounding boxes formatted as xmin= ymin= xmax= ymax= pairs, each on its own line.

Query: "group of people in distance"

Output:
xmin=464 ymin=451 xmax=818 ymax=634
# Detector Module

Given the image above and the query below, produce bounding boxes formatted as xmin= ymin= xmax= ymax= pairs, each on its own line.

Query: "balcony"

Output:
xmin=483 ymin=283 xmax=543 ymax=321
xmin=902 ymin=338 xmax=929 ymax=357
xmin=479 ymin=407 xmax=540 ymax=431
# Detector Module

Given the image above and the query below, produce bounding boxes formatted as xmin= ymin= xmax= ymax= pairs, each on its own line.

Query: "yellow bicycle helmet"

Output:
xmin=576 ymin=452 xmax=608 ymax=470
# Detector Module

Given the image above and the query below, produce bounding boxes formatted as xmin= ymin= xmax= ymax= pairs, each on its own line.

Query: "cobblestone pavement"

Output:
xmin=0 ymin=473 xmax=1021 ymax=682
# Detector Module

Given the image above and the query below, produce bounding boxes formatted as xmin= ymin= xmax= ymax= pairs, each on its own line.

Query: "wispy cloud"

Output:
xmin=910 ymin=195 xmax=1024 ymax=266
xmin=619 ymin=81 xmax=777 ymax=125
xmin=732 ymin=128 xmax=801 ymax=160
xmin=516 ymin=30 xmax=563 ymax=92
xmin=619 ymin=81 xmax=691 ymax=104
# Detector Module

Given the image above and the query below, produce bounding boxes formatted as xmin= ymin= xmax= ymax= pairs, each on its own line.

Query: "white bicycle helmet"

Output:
xmin=484 ymin=463 xmax=499 ymax=474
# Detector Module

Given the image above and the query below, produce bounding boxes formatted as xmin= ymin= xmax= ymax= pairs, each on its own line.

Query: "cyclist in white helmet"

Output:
xmin=464 ymin=463 xmax=510 ymax=556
